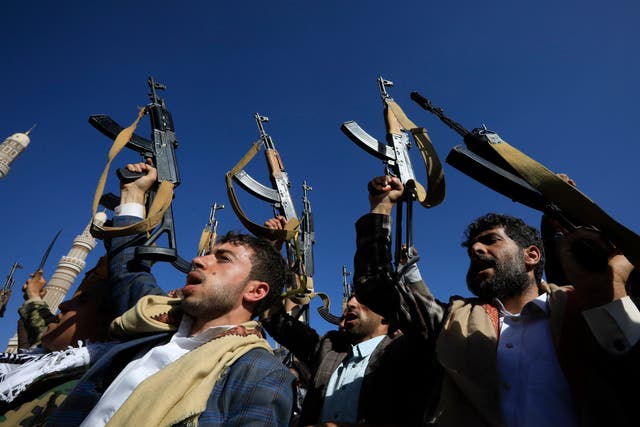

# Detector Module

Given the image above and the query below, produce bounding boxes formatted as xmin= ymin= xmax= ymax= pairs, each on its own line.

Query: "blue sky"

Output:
xmin=1 ymin=0 xmax=639 ymax=349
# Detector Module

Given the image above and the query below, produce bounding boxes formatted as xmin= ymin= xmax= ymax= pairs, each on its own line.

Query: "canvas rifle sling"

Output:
xmin=90 ymin=108 xmax=174 ymax=239
xmin=226 ymin=140 xmax=332 ymax=311
xmin=485 ymin=139 xmax=640 ymax=268
xmin=385 ymin=98 xmax=446 ymax=208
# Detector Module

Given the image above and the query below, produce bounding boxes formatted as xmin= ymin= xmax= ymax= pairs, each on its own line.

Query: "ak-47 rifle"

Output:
xmin=226 ymin=114 xmax=331 ymax=321
xmin=341 ymin=77 xmax=445 ymax=272
xmin=197 ymin=203 xmax=224 ymax=257
xmin=288 ymin=181 xmax=316 ymax=325
xmin=341 ymin=265 xmax=352 ymax=308
xmin=410 ymin=91 xmax=640 ymax=268
xmin=89 ymin=76 xmax=190 ymax=274
xmin=300 ymin=181 xmax=314 ymax=285
xmin=0 ymin=262 xmax=23 ymax=317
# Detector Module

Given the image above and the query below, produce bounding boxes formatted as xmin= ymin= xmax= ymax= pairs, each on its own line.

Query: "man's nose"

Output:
xmin=191 ymin=256 xmax=206 ymax=271
xmin=469 ymin=241 xmax=488 ymax=257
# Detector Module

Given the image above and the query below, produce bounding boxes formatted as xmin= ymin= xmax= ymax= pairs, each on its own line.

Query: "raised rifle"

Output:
xmin=226 ymin=114 xmax=331 ymax=321
xmin=288 ymin=181 xmax=316 ymax=325
xmin=300 ymin=181 xmax=314 ymax=285
xmin=341 ymin=76 xmax=445 ymax=271
xmin=410 ymin=91 xmax=640 ymax=267
xmin=89 ymin=76 xmax=190 ymax=273
xmin=0 ymin=262 xmax=23 ymax=317
xmin=198 ymin=203 xmax=224 ymax=257
xmin=226 ymin=113 xmax=300 ymax=245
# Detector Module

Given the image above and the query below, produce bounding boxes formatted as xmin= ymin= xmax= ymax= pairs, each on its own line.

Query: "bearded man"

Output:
xmin=352 ymin=174 xmax=640 ymax=427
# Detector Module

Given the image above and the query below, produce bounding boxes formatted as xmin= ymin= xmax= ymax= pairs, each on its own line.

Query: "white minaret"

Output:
xmin=42 ymin=212 xmax=107 ymax=312
xmin=5 ymin=213 xmax=107 ymax=352
xmin=0 ymin=128 xmax=33 ymax=179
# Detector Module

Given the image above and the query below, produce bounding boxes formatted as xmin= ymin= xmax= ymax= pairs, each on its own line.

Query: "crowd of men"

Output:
xmin=0 ymin=158 xmax=637 ymax=427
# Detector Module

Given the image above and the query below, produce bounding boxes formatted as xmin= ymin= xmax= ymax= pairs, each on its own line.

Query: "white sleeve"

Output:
xmin=114 ymin=203 xmax=144 ymax=218
xmin=582 ymin=296 xmax=640 ymax=355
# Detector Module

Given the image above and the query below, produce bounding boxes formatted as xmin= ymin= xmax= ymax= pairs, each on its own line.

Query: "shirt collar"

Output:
xmin=493 ymin=292 xmax=549 ymax=319
xmin=352 ymin=335 xmax=385 ymax=360
xmin=174 ymin=315 xmax=236 ymax=342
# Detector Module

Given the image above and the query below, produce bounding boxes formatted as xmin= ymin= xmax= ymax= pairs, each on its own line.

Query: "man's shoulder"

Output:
xmin=226 ymin=347 xmax=295 ymax=381
xmin=233 ymin=347 xmax=286 ymax=366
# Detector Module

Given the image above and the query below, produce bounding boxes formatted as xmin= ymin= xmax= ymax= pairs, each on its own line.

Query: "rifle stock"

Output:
xmin=411 ymin=90 xmax=640 ymax=266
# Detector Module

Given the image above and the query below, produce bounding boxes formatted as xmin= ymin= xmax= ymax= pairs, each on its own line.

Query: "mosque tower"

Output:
xmin=0 ymin=128 xmax=33 ymax=179
xmin=4 ymin=213 xmax=107 ymax=352
xmin=42 ymin=212 xmax=107 ymax=312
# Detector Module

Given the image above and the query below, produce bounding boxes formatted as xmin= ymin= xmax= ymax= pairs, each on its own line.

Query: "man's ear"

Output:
xmin=245 ymin=281 xmax=269 ymax=302
xmin=524 ymin=245 xmax=542 ymax=269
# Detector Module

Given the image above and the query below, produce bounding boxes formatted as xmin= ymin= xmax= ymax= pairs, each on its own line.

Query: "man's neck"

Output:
xmin=189 ymin=313 xmax=251 ymax=337
xmin=500 ymin=284 xmax=540 ymax=314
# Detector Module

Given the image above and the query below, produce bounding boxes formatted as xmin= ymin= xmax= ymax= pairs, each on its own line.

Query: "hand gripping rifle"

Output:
xmin=341 ymin=76 xmax=445 ymax=271
xmin=410 ymin=91 xmax=640 ymax=268
xmin=89 ymin=76 xmax=190 ymax=274
xmin=226 ymin=114 xmax=332 ymax=321
xmin=0 ymin=262 xmax=23 ymax=317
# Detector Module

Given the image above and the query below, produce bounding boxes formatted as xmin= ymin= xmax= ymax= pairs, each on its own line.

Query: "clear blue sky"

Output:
xmin=1 ymin=0 xmax=639 ymax=349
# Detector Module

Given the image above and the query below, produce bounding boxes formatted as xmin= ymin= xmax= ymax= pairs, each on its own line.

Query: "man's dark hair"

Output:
xmin=217 ymin=231 xmax=287 ymax=317
xmin=462 ymin=213 xmax=545 ymax=284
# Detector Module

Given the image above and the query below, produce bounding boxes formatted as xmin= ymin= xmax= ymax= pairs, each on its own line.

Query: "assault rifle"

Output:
xmin=0 ymin=262 xmax=22 ymax=318
xmin=231 ymin=113 xmax=299 ymax=232
xmin=227 ymin=114 xmax=332 ymax=321
xmin=410 ymin=91 xmax=640 ymax=268
xmin=341 ymin=77 xmax=445 ymax=270
xmin=89 ymin=76 xmax=190 ymax=274
xmin=290 ymin=181 xmax=315 ymax=325
xmin=300 ymin=181 xmax=314 ymax=283
xmin=198 ymin=203 xmax=224 ymax=257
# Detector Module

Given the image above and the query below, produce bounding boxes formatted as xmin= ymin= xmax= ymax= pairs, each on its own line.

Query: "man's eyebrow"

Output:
xmin=213 ymin=247 xmax=236 ymax=258
xmin=470 ymin=231 xmax=502 ymax=243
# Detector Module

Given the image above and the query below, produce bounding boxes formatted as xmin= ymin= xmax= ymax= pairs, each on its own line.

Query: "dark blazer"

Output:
xmin=262 ymin=304 xmax=441 ymax=426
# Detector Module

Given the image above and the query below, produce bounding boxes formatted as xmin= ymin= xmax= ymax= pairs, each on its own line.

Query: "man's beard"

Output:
xmin=466 ymin=251 xmax=530 ymax=301
xmin=180 ymin=282 xmax=241 ymax=320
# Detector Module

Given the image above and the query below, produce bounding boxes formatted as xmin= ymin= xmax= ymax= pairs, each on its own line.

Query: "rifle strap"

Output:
xmin=486 ymin=140 xmax=640 ymax=267
xmin=90 ymin=108 xmax=174 ymax=239
xmin=278 ymin=275 xmax=332 ymax=317
xmin=385 ymin=98 xmax=446 ymax=208
xmin=225 ymin=139 xmax=299 ymax=241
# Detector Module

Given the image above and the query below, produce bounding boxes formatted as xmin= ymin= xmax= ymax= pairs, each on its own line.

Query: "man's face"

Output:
xmin=465 ymin=227 xmax=530 ymax=300
xmin=341 ymin=296 xmax=387 ymax=342
xmin=181 ymin=242 xmax=254 ymax=320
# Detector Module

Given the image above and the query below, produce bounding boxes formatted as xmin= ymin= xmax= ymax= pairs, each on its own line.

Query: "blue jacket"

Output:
xmin=45 ymin=333 xmax=296 ymax=426
xmin=45 ymin=215 xmax=295 ymax=426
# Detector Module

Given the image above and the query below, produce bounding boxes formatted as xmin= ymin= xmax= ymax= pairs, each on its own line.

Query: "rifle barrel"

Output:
xmin=410 ymin=91 xmax=471 ymax=138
